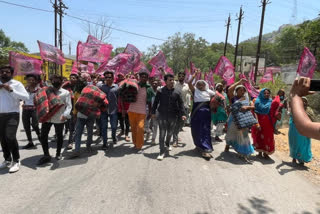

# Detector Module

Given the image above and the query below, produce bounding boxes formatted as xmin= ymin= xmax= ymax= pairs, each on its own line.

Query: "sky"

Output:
xmin=0 ymin=0 xmax=319 ymax=55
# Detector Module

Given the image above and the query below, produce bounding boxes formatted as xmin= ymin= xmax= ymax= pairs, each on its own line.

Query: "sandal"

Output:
xmin=202 ymin=152 xmax=213 ymax=161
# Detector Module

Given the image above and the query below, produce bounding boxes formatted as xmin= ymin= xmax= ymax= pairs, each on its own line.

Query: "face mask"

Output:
xmin=280 ymin=96 xmax=284 ymax=101
xmin=1 ymin=75 xmax=11 ymax=82
xmin=52 ymin=81 xmax=61 ymax=88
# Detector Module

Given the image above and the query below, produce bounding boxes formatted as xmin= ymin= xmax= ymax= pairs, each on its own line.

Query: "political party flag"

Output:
xmin=214 ymin=56 xmax=235 ymax=86
xmin=259 ymin=69 xmax=274 ymax=84
xmin=184 ymin=67 xmax=190 ymax=83
xmin=249 ymin=66 xmax=255 ymax=82
xmin=86 ymin=35 xmax=103 ymax=44
xmin=296 ymin=47 xmax=317 ymax=78
xmin=133 ymin=61 xmax=149 ymax=74
xmin=96 ymin=53 xmax=131 ymax=74
xmin=9 ymin=51 xmax=43 ymax=76
xmin=77 ymin=41 xmax=113 ymax=63
xmin=148 ymin=51 xmax=173 ymax=74
xmin=37 ymin=40 xmax=65 ymax=65
xmin=207 ymin=68 xmax=215 ymax=89
xmin=118 ymin=44 xmax=142 ymax=74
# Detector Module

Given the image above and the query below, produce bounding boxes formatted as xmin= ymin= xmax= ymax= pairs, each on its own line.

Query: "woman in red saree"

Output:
xmin=254 ymin=88 xmax=281 ymax=159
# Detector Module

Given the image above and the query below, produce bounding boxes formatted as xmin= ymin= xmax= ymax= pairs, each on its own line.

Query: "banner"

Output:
xmin=86 ymin=35 xmax=103 ymax=44
xmin=214 ymin=56 xmax=235 ymax=86
xmin=37 ymin=40 xmax=65 ymax=65
xmin=9 ymin=51 xmax=43 ymax=76
xmin=77 ymin=41 xmax=113 ymax=63
xmin=296 ymin=47 xmax=317 ymax=78
xmin=96 ymin=53 xmax=131 ymax=74
xmin=259 ymin=69 xmax=274 ymax=84
xmin=87 ymin=62 xmax=95 ymax=74
xmin=118 ymin=44 xmax=142 ymax=74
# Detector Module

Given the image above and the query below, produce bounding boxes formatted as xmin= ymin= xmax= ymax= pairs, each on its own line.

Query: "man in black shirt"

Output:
xmin=151 ymin=74 xmax=186 ymax=160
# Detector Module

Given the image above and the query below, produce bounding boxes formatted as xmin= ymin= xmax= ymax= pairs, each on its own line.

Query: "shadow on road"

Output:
xmin=275 ymin=160 xmax=309 ymax=175
xmin=215 ymin=151 xmax=253 ymax=165
xmin=104 ymin=143 xmax=136 ymax=158
xmin=237 ymin=197 xmax=275 ymax=214
xmin=250 ymin=155 xmax=276 ymax=165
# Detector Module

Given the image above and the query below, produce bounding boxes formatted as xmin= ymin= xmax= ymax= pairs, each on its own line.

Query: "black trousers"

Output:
xmin=40 ymin=122 xmax=64 ymax=157
xmin=118 ymin=112 xmax=130 ymax=136
xmin=0 ymin=113 xmax=20 ymax=162
xmin=22 ymin=109 xmax=40 ymax=142
xmin=67 ymin=114 xmax=76 ymax=144
xmin=158 ymin=117 xmax=177 ymax=154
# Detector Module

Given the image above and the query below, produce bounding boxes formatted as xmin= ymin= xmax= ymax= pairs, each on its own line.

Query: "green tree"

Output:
xmin=0 ymin=29 xmax=29 ymax=66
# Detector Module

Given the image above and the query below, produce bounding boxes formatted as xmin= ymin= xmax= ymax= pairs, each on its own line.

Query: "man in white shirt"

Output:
xmin=0 ymin=65 xmax=29 ymax=173
xmin=173 ymin=71 xmax=190 ymax=147
xmin=37 ymin=75 xmax=72 ymax=165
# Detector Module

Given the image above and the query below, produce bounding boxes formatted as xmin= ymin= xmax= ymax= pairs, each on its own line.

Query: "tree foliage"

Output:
xmin=0 ymin=29 xmax=29 ymax=66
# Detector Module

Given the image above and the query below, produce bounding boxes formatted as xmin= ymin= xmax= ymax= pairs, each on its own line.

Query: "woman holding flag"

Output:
xmin=188 ymin=69 xmax=215 ymax=160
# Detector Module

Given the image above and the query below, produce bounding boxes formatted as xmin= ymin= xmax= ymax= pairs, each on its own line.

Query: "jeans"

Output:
xmin=67 ymin=114 xmax=76 ymax=144
xmin=173 ymin=116 xmax=184 ymax=143
xmin=158 ymin=117 xmax=177 ymax=154
xmin=74 ymin=117 xmax=94 ymax=152
xmin=22 ymin=109 xmax=40 ymax=142
xmin=0 ymin=113 xmax=20 ymax=162
xmin=151 ymin=114 xmax=159 ymax=141
xmin=40 ymin=122 xmax=64 ymax=157
xmin=101 ymin=112 xmax=118 ymax=145
xmin=118 ymin=112 xmax=130 ymax=136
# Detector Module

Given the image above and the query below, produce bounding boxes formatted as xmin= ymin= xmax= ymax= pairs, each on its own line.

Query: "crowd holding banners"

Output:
xmin=1 ymin=37 xmax=319 ymax=173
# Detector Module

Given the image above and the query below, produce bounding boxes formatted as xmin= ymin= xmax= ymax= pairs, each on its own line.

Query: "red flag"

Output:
xmin=96 ymin=53 xmax=131 ymax=74
xmin=86 ymin=35 xmax=103 ymax=44
xmin=259 ymin=69 xmax=274 ymax=84
xmin=9 ymin=51 xmax=43 ymax=76
xmin=77 ymin=41 xmax=113 ymax=63
xmin=297 ymin=47 xmax=317 ymax=78
xmin=118 ymin=44 xmax=142 ymax=74
xmin=37 ymin=40 xmax=65 ymax=65
xmin=214 ymin=56 xmax=235 ymax=86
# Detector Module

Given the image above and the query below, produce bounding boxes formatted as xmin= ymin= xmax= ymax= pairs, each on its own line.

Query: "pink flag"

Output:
xmin=71 ymin=61 xmax=78 ymax=74
xmin=244 ymin=81 xmax=260 ymax=98
xmin=77 ymin=41 xmax=113 ymax=63
xmin=133 ymin=61 xmax=149 ymax=74
xmin=214 ymin=56 xmax=235 ymax=86
xmin=297 ymin=47 xmax=317 ymax=78
xmin=148 ymin=51 xmax=173 ymax=74
xmin=118 ymin=44 xmax=142 ymax=74
xmin=184 ymin=67 xmax=190 ymax=83
xmin=259 ymin=69 xmax=274 ymax=84
xmin=249 ymin=66 xmax=255 ymax=82
xmin=37 ymin=40 xmax=65 ymax=65
xmin=190 ymin=62 xmax=201 ymax=81
xmin=86 ymin=35 xmax=103 ymax=44
xmin=207 ymin=68 xmax=215 ymax=89
xmin=96 ymin=53 xmax=131 ymax=74
xmin=9 ymin=51 xmax=43 ymax=76
xmin=87 ymin=62 xmax=95 ymax=74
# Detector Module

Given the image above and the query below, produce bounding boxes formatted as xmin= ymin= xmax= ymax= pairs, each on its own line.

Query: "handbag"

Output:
xmin=230 ymin=101 xmax=257 ymax=129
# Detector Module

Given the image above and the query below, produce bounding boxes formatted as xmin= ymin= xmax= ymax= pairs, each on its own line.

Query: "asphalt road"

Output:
xmin=0 ymin=122 xmax=319 ymax=214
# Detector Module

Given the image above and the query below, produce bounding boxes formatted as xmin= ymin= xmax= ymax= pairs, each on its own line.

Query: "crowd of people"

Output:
xmin=0 ymin=64 xmax=317 ymax=173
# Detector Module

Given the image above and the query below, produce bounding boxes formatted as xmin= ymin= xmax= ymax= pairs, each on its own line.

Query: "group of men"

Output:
xmin=0 ymin=64 xmax=193 ymax=173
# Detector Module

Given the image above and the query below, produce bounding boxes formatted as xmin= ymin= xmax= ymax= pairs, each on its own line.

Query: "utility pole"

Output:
xmin=223 ymin=14 xmax=231 ymax=56
xmin=69 ymin=42 xmax=71 ymax=55
xmin=234 ymin=6 xmax=244 ymax=70
xmin=240 ymin=46 xmax=243 ymax=74
xmin=254 ymin=0 xmax=270 ymax=84
xmin=53 ymin=0 xmax=58 ymax=48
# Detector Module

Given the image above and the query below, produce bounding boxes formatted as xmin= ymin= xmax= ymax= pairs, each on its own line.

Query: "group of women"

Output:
xmin=188 ymin=72 xmax=313 ymax=165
